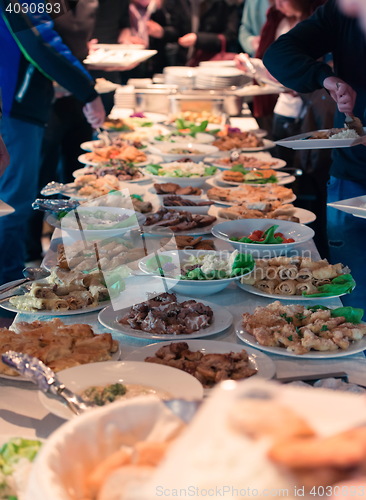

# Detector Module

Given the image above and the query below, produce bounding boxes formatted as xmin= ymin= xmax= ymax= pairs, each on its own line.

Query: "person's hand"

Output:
xmin=118 ymin=28 xmax=147 ymax=46
xmin=323 ymin=76 xmax=357 ymax=114
xmin=234 ymin=53 xmax=252 ymax=74
xmin=82 ymin=96 xmax=106 ymax=129
xmin=88 ymin=38 xmax=98 ymax=52
xmin=178 ymin=33 xmax=197 ymax=48
xmin=147 ymin=19 xmax=164 ymax=39
xmin=250 ymin=35 xmax=260 ymax=54
xmin=0 ymin=134 xmax=10 ymax=176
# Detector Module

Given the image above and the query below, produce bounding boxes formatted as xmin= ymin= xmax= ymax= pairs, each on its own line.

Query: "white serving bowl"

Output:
xmin=138 ymin=249 xmax=254 ymax=296
xmin=148 ymin=142 xmax=219 ymax=162
xmin=55 ymin=206 xmax=145 ymax=240
xmin=211 ymin=219 xmax=314 ymax=258
xmin=25 ymin=397 xmax=188 ymax=500
xmin=38 ymin=361 xmax=203 ymax=420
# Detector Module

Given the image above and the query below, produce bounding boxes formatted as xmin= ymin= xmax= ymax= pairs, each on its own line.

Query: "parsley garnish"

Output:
xmin=287 ymin=335 xmax=293 ymax=341
xmin=280 ymin=313 xmax=293 ymax=324
xmin=320 ymin=325 xmax=329 ymax=332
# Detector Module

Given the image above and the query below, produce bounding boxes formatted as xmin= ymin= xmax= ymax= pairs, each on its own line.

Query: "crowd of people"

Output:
xmin=0 ymin=0 xmax=365 ymax=307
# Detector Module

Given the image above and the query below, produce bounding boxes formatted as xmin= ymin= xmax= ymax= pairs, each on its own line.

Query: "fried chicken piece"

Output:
xmin=301 ymin=329 xmax=339 ymax=351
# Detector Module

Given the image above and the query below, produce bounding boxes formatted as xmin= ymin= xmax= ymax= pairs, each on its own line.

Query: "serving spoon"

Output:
xmin=0 ymin=267 xmax=50 ymax=297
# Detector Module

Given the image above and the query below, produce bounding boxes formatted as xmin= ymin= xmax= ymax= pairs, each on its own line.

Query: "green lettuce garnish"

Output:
xmin=303 ymin=274 xmax=356 ymax=297
xmin=306 ymin=305 xmax=364 ymax=324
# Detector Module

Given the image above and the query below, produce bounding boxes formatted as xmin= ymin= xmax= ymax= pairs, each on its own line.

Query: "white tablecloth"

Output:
xmin=1 ymin=114 xmax=364 ymax=440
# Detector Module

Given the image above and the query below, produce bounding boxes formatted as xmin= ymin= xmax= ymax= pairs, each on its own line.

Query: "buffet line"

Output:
xmin=0 ymin=108 xmax=365 ymax=500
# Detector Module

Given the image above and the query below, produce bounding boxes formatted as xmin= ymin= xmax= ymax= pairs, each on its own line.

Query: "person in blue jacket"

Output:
xmin=263 ymin=0 xmax=366 ymax=308
xmin=0 ymin=0 xmax=105 ymax=285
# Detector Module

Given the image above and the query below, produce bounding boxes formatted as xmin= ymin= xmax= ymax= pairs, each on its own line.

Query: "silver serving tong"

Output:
xmin=1 ymin=352 xmax=93 ymax=416
xmin=32 ymin=198 xmax=80 ymax=213
xmin=40 ymin=181 xmax=76 ymax=197
xmin=97 ymin=127 xmax=112 ymax=146
xmin=1 ymin=351 xmax=202 ymax=421
xmin=0 ymin=266 xmax=50 ymax=299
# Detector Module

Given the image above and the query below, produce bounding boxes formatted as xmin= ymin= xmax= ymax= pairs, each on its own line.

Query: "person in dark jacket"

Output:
xmin=263 ymin=0 xmax=366 ymax=308
xmin=0 ymin=0 xmax=105 ymax=284
xmin=162 ymin=0 xmax=240 ymax=66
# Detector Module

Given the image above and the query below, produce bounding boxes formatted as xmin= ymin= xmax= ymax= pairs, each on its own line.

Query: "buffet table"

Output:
xmin=1 ymin=115 xmax=365 ymax=443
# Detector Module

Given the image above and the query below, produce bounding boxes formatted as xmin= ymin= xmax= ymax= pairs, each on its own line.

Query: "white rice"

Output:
xmin=330 ymin=129 xmax=360 ymax=139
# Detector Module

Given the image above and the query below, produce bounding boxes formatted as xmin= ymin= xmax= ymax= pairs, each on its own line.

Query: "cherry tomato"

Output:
xmin=274 ymin=232 xmax=285 ymax=238
xmin=283 ymin=238 xmax=295 ymax=243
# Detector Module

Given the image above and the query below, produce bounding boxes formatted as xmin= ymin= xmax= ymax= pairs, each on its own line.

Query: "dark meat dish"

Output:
xmin=119 ymin=293 xmax=213 ymax=335
xmin=144 ymin=208 xmax=216 ymax=232
xmin=81 ymin=163 xmax=143 ymax=181
xmin=154 ymin=183 xmax=202 ymax=196
xmin=163 ymin=196 xmax=213 ymax=207
xmin=160 ymin=235 xmax=216 ymax=250
xmin=145 ymin=342 xmax=257 ymax=387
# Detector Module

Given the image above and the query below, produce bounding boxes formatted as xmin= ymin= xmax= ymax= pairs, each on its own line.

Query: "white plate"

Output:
xmin=108 ymin=109 xmax=167 ymax=123
xmin=216 ymin=171 xmax=295 ymax=187
xmin=209 ymin=205 xmax=316 ymax=225
xmin=205 ymin=153 xmax=286 ymax=170
xmin=148 ymin=142 xmax=219 ymax=162
xmin=216 ymin=138 xmax=275 ymax=153
xmin=124 ymin=340 xmax=276 ymax=383
xmin=0 ymin=200 xmax=15 ymax=217
xmin=276 ymin=129 xmax=366 ymax=150
xmin=98 ymin=298 xmax=233 ymax=340
xmin=205 ymin=177 xmax=297 ymax=204
xmin=144 ymin=171 xmax=217 ymax=189
xmin=77 ymin=153 xmax=150 ymax=168
xmin=0 ymin=298 xmax=112 ymax=316
xmin=235 ymin=320 xmax=366 ymax=359
xmin=39 ymin=360 xmax=203 ymax=420
xmin=328 ymin=195 xmax=366 ymax=218
xmin=83 ymin=47 xmax=157 ymax=69
xmin=236 ymin=280 xmax=347 ymax=301
xmin=0 ymin=339 xmax=122 ymax=381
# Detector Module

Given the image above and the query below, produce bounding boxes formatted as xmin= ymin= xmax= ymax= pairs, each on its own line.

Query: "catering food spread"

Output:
xmin=146 ymin=161 xmax=216 ymax=178
xmin=83 ymin=145 xmax=147 ymax=164
xmin=153 ymin=183 xmax=202 ymax=196
xmin=207 ymin=185 xmax=294 ymax=204
xmin=217 ymin=202 xmax=300 ymax=222
xmin=119 ymin=293 xmax=213 ymax=335
xmin=242 ymin=301 xmax=366 ymax=354
xmin=81 ymin=382 xmax=172 ymax=405
xmin=8 ymin=268 xmax=109 ymax=312
xmin=0 ymin=318 xmax=119 ymax=376
xmin=144 ymin=342 xmax=257 ymax=387
xmin=213 ymin=129 xmax=264 ymax=150
xmin=144 ymin=208 xmax=216 ymax=232
xmin=240 ymin=256 xmax=355 ymax=297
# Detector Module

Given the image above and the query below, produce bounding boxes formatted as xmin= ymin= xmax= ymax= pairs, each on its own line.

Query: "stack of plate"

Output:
xmin=114 ymin=85 xmax=136 ymax=108
xmin=163 ymin=66 xmax=197 ymax=89
xmin=195 ymin=67 xmax=247 ymax=89
xmin=199 ymin=60 xmax=236 ymax=68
